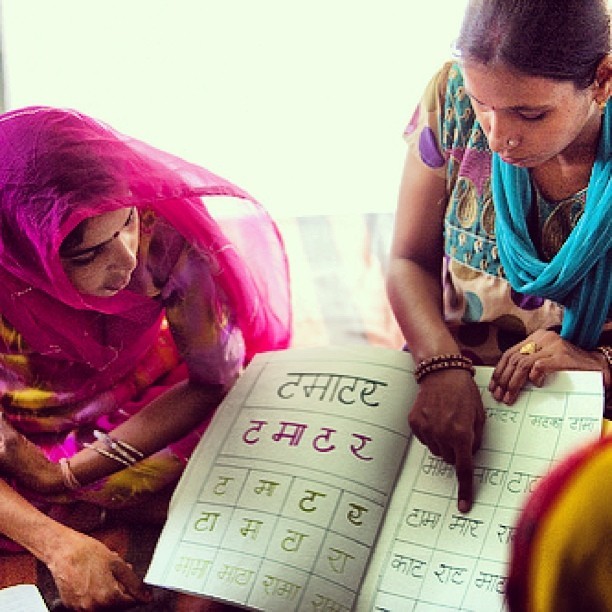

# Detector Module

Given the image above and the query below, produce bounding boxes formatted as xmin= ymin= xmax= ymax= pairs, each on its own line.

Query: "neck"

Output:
xmin=558 ymin=107 xmax=603 ymax=166
xmin=531 ymin=109 xmax=603 ymax=201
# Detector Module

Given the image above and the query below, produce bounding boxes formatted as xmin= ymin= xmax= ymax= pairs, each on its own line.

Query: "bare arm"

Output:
xmin=387 ymin=150 xmax=485 ymax=512
xmin=67 ymin=379 xmax=225 ymax=485
xmin=387 ymin=151 xmax=457 ymax=361
xmin=0 ymin=379 xmax=226 ymax=493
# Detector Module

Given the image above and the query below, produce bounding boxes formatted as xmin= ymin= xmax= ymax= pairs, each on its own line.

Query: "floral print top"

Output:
xmin=404 ymin=62 xmax=609 ymax=365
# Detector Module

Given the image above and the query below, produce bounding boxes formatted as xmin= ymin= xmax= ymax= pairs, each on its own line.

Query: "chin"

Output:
xmin=85 ymin=288 xmax=121 ymax=298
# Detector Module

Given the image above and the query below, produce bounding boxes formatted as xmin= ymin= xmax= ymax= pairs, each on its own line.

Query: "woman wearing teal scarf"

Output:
xmin=387 ymin=0 xmax=611 ymax=515
xmin=492 ymin=102 xmax=611 ymax=350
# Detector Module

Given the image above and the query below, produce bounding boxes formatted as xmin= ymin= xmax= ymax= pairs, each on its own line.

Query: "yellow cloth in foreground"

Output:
xmin=507 ymin=432 xmax=612 ymax=612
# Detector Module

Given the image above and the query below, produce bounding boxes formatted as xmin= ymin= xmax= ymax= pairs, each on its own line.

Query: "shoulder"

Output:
xmin=418 ymin=61 xmax=470 ymax=119
xmin=405 ymin=62 xmax=484 ymax=169
xmin=439 ymin=62 xmax=482 ymax=152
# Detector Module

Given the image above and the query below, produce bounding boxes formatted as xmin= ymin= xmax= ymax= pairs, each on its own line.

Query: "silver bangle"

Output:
xmin=83 ymin=442 xmax=133 ymax=467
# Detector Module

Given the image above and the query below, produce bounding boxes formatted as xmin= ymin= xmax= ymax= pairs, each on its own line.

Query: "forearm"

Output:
xmin=0 ymin=477 xmax=74 ymax=563
xmin=67 ymin=380 xmax=225 ymax=486
xmin=387 ymin=257 xmax=460 ymax=362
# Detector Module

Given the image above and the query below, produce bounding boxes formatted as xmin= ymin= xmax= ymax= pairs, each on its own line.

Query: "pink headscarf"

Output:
xmin=0 ymin=106 xmax=291 ymax=398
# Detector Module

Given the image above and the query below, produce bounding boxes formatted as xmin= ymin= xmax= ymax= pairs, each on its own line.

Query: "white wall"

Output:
xmin=1 ymin=1 xmax=467 ymax=218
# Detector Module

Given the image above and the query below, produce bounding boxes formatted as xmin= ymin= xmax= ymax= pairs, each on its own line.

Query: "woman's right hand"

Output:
xmin=46 ymin=529 xmax=152 ymax=610
xmin=408 ymin=368 xmax=485 ymax=513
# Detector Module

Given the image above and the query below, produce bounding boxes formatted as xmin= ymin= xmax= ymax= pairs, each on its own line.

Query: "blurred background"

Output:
xmin=0 ymin=1 xmax=467 ymax=218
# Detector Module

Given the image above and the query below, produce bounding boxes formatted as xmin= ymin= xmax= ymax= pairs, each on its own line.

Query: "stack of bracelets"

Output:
xmin=59 ymin=430 xmax=145 ymax=491
xmin=414 ymin=353 xmax=475 ymax=383
xmin=84 ymin=430 xmax=145 ymax=467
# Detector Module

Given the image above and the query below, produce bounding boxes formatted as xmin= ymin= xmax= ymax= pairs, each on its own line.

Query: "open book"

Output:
xmin=146 ymin=346 xmax=603 ymax=611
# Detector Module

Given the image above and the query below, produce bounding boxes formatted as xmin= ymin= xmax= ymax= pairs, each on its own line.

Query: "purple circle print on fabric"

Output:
xmin=510 ymin=288 xmax=545 ymax=310
xmin=419 ymin=127 xmax=445 ymax=169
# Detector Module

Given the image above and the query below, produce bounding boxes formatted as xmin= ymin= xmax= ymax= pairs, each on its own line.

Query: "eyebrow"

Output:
xmin=465 ymin=90 xmax=552 ymax=112
xmin=62 ymin=208 xmax=135 ymax=258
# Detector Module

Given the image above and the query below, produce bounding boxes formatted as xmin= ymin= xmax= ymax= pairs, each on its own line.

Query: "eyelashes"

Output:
xmin=62 ymin=207 xmax=137 ymax=267
xmin=468 ymin=96 xmax=548 ymax=123
xmin=518 ymin=112 xmax=547 ymax=122
xmin=124 ymin=207 xmax=135 ymax=227
xmin=65 ymin=246 xmax=104 ymax=266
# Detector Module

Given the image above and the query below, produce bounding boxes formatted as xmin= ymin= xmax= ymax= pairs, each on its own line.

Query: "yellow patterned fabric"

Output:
xmin=507 ymin=433 xmax=612 ymax=611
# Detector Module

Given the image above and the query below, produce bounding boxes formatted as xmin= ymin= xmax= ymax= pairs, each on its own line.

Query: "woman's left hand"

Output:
xmin=489 ymin=330 xmax=606 ymax=405
xmin=0 ymin=413 xmax=62 ymax=493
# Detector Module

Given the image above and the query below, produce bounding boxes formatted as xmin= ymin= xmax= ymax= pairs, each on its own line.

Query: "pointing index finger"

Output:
xmin=455 ymin=449 xmax=475 ymax=513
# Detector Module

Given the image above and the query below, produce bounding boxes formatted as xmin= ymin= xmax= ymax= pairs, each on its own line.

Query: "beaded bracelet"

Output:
xmin=414 ymin=353 xmax=475 ymax=384
xmin=597 ymin=346 xmax=612 ymax=384
xmin=59 ymin=457 xmax=82 ymax=490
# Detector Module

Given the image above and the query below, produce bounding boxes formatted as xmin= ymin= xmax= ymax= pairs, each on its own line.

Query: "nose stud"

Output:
xmin=506 ymin=138 xmax=519 ymax=147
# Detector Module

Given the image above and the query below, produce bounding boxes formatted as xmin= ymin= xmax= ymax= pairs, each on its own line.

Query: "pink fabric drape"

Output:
xmin=0 ymin=106 xmax=291 ymax=402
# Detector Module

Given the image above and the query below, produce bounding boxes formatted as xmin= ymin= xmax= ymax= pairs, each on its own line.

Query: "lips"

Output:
xmin=104 ymin=276 xmax=131 ymax=292
xmin=501 ymin=155 xmax=529 ymax=167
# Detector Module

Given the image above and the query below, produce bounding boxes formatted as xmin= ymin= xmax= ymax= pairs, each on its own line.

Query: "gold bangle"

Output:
xmin=59 ymin=457 xmax=82 ymax=490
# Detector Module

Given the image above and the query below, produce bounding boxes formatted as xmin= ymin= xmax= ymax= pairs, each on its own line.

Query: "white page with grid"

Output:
xmin=145 ymin=347 xmax=602 ymax=612
xmin=358 ymin=367 xmax=602 ymax=611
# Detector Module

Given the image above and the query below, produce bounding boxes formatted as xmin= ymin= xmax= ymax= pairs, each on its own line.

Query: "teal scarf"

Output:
xmin=492 ymin=101 xmax=611 ymax=349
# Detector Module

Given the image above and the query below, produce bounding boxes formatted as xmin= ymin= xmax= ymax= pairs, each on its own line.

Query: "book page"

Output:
xmin=146 ymin=346 xmax=418 ymax=611
xmin=358 ymin=368 xmax=603 ymax=612
xmin=0 ymin=584 xmax=49 ymax=611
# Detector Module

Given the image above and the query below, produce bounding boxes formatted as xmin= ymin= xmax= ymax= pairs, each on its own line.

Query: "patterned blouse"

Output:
xmin=404 ymin=61 xmax=610 ymax=366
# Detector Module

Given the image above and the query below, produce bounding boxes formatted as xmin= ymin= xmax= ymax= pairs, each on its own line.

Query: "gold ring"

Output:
xmin=519 ymin=342 xmax=539 ymax=355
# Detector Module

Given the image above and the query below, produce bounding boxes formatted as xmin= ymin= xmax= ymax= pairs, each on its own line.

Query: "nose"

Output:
xmin=483 ymin=111 xmax=515 ymax=154
xmin=109 ymin=234 xmax=137 ymax=271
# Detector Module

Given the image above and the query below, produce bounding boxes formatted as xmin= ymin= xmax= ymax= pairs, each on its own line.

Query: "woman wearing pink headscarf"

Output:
xmin=0 ymin=106 xmax=291 ymax=608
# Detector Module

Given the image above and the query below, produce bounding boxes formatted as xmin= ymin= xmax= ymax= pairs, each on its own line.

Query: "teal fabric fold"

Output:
xmin=492 ymin=101 xmax=611 ymax=349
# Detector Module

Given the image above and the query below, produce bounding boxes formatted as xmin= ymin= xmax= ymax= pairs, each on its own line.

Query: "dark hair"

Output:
xmin=455 ymin=0 xmax=610 ymax=89
xmin=44 ymin=147 xmax=115 ymax=257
